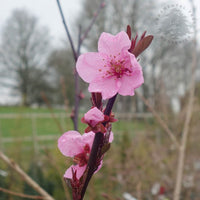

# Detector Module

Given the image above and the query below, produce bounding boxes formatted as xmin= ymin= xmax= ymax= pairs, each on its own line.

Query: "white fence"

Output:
xmin=0 ymin=112 xmax=153 ymax=152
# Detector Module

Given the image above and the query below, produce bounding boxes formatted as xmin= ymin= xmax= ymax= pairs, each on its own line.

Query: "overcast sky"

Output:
xmin=0 ymin=0 xmax=84 ymax=104
xmin=0 ymin=0 xmax=199 ymax=104
xmin=0 ymin=0 xmax=84 ymax=46
xmin=0 ymin=0 xmax=199 ymax=46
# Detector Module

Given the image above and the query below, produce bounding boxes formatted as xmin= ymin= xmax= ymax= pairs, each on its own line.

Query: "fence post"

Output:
xmin=0 ymin=120 xmax=3 ymax=150
xmin=60 ymin=113 xmax=66 ymax=132
xmin=31 ymin=115 xmax=38 ymax=154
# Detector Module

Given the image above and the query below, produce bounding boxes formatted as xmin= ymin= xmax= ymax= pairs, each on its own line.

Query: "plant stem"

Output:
xmin=173 ymin=3 xmax=197 ymax=198
xmin=135 ymin=91 xmax=179 ymax=148
xmin=0 ymin=152 xmax=54 ymax=200
xmin=56 ymin=0 xmax=104 ymax=131
xmin=80 ymin=132 xmax=104 ymax=199
xmin=56 ymin=0 xmax=77 ymax=61
xmin=80 ymin=94 xmax=117 ymax=199
xmin=173 ymin=40 xmax=197 ymax=200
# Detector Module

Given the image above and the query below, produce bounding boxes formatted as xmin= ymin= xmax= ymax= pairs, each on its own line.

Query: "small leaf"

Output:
xmin=140 ymin=31 xmax=147 ymax=40
xmin=131 ymin=35 xmax=153 ymax=57
xmin=126 ymin=25 xmax=132 ymax=40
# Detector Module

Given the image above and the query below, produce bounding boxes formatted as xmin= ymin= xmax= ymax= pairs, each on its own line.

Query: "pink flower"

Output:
xmin=81 ymin=107 xmax=106 ymax=133
xmin=76 ymin=31 xmax=144 ymax=100
xmin=84 ymin=107 xmax=104 ymax=127
xmin=58 ymin=130 xmax=114 ymax=179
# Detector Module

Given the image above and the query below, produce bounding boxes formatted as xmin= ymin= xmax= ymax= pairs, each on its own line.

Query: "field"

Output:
xmin=0 ymin=106 xmax=147 ymax=147
xmin=0 ymin=106 xmax=153 ymax=200
xmin=0 ymin=106 xmax=199 ymax=200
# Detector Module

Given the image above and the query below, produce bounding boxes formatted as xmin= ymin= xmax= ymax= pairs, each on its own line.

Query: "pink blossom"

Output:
xmin=58 ymin=131 xmax=114 ymax=179
xmin=82 ymin=107 xmax=106 ymax=133
xmin=76 ymin=31 xmax=144 ymax=100
xmin=83 ymin=107 xmax=104 ymax=127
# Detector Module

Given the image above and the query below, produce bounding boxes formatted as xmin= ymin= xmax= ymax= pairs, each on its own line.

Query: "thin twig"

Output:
xmin=60 ymin=77 xmax=69 ymax=114
xmin=56 ymin=0 xmax=78 ymax=61
xmin=56 ymin=0 xmax=105 ymax=131
xmin=80 ymin=0 xmax=105 ymax=45
xmin=173 ymin=2 xmax=197 ymax=199
xmin=101 ymin=193 xmax=116 ymax=200
xmin=0 ymin=152 xmax=54 ymax=200
xmin=71 ymin=26 xmax=83 ymax=129
xmin=43 ymin=150 xmax=71 ymax=200
xmin=135 ymin=91 xmax=180 ymax=148
xmin=41 ymin=92 xmax=63 ymax=133
xmin=0 ymin=187 xmax=45 ymax=199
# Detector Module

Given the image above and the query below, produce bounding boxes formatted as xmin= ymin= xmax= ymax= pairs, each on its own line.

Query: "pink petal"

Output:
xmin=64 ymin=165 xmax=87 ymax=180
xmin=89 ymin=77 xmax=118 ymax=100
xmin=109 ymin=131 xmax=114 ymax=143
xmin=76 ymin=52 xmax=105 ymax=83
xmin=82 ymin=131 xmax=95 ymax=148
xmin=84 ymin=107 xmax=104 ymax=127
xmin=98 ymin=31 xmax=131 ymax=56
xmin=118 ymin=69 xmax=144 ymax=96
xmin=129 ymin=53 xmax=142 ymax=71
xmin=58 ymin=131 xmax=83 ymax=157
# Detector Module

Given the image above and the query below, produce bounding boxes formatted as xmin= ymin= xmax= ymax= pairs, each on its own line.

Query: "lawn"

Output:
xmin=0 ymin=106 xmax=155 ymax=200
xmin=0 ymin=106 xmax=149 ymax=148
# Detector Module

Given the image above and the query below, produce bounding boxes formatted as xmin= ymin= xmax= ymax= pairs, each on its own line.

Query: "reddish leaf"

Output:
xmin=126 ymin=25 xmax=132 ymax=40
xmin=131 ymin=35 xmax=153 ymax=57
xmin=140 ymin=31 xmax=147 ymax=40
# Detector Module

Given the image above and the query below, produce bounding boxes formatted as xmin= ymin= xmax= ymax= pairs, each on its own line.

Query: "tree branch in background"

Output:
xmin=41 ymin=92 xmax=63 ymax=133
xmin=135 ymin=91 xmax=180 ymax=149
xmin=43 ymin=150 xmax=71 ymax=200
xmin=173 ymin=1 xmax=197 ymax=199
xmin=0 ymin=187 xmax=45 ymax=199
xmin=56 ymin=0 xmax=105 ymax=131
xmin=0 ymin=152 xmax=54 ymax=200
xmin=60 ymin=77 xmax=69 ymax=114
xmin=80 ymin=0 xmax=105 ymax=45
xmin=56 ymin=0 xmax=78 ymax=61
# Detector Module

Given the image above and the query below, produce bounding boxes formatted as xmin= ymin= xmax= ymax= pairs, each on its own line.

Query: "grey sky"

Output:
xmin=0 ymin=0 xmax=83 ymax=104
xmin=0 ymin=0 xmax=83 ymax=46
xmin=0 ymin=0 xmax=199 ymax=104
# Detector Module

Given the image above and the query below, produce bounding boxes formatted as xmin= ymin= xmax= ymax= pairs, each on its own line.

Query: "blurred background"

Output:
xmin=0 ymin=0 xmax=200 ymax=199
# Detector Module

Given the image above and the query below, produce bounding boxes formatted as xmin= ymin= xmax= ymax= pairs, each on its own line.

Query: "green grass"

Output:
xmin=0 ymin=106 xmax=156 ymax=200
xmin=0 ymin=106 xmax=67 ymax=113
xmin=0 ymin=106 xmax=150 ymax=149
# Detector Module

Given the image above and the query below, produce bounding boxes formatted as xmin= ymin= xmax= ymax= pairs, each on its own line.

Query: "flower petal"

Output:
xmin=64 ymin=165 xmax=87 ymax=180
xmin=58 ymin=131 xmax=83 ymax=157
xmin=109 ymin=131 xmax=114 ymax=143
xmin=89 ymin=77 xmax=118 ymax=100
xmin=84 ymin=107 xmax=105 ymax=127
xmin=98 ymin=31 xmax=131 ymax=56
xmin=118 ymin=69 xmax=144 ymax=96
xmin=82 ymin=131 xmax=95 ymax=148
xmin=76 ymin=52 xmax=105 ymax=83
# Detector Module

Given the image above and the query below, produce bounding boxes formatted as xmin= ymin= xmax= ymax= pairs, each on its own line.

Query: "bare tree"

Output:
xmin=0 ymin=9 xmax=51 ymax=106
xmin=47 ymin=48 xmax=75 ymax=106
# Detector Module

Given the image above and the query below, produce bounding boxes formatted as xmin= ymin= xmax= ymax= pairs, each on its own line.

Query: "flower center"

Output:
xmin=73 ymin=144 xmax=90 ymax=167
xmin=110 ymin=62 xmax=125 ymax=78
xmin=101 ymin=55 xmax=132 ymax=79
